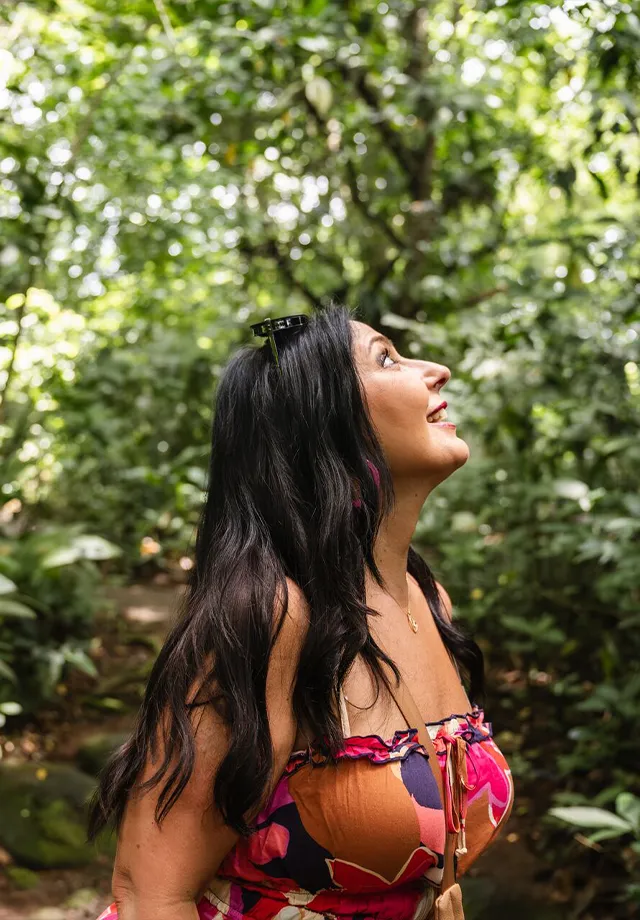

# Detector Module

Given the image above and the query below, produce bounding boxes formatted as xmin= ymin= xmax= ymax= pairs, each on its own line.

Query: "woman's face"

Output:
xmin=350 ymin=320 xmax=469 ymax=485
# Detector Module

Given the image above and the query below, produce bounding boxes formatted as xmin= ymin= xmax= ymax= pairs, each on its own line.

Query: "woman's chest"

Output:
xmin=335 ymin=623 xmax=472 ymax=761
xmin=220 ymin=718 xmax=514 ymax=895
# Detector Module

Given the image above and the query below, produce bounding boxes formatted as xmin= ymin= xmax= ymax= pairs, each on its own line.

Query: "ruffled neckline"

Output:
xmin=285 ymin=708 xmax=492 ymax=775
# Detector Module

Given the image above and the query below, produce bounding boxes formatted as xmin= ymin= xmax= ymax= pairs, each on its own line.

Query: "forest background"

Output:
xmin=0 ymin=0 xmax=639 ymax=918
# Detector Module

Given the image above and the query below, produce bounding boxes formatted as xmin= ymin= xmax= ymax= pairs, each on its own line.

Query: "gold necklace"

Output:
xmin=371 ymin=577 xmax=418 ymax=633
xmin=406 ymin=601 xmax=419 ymax=633
xmin=405 ymin=576 xmax=418 ymax=633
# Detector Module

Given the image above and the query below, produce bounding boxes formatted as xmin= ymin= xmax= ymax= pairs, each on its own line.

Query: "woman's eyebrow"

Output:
xmin=367 ymin=334 xmax=394 ymax=355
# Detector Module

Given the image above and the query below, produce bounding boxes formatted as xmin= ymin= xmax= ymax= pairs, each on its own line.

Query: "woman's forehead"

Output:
xmin=350 ymin=320 xmax=379 ymax=350
xmin=350 ymin=319 xmax=374 ymax=337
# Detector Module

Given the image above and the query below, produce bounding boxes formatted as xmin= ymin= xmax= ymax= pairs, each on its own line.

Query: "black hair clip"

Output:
xmin=250 ymin=314 xmax=309 ymax=375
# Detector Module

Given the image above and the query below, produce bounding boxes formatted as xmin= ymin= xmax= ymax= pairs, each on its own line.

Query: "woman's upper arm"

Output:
xmin=112 ymin=578 xmax=310 ymax=909
xmin=112 ymin=700 xmax=239 ymax=913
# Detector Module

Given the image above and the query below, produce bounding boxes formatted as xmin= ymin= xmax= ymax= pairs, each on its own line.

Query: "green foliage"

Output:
xmin=550 ymin=795 xmax=640 ymax=903
xmin=0 ymin=525 xmax=120 ymax=709
xmin=551 ymin=797 xmax=639 ymax=841
xmin=0 ymin=761 xmax=112 ymax=869
xmin=0 ymin=0 xmax=639 ymax=909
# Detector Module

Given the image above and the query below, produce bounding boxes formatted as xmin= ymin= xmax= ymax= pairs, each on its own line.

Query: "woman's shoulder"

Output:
xmin=274 ymin=576 xmax=311 ymax=643
xmin=434 ymin=581 xmax=453 ymax=623
xmin=187 ymin=577 xmax=309 ymax=714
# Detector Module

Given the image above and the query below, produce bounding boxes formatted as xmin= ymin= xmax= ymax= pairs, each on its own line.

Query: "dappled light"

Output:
xmin=0 ymin=0 xmax=638 ymax=917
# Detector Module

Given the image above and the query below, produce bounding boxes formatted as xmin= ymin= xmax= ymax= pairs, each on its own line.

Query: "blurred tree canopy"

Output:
xmin=0 ymin=0 xmax=639 ymax=911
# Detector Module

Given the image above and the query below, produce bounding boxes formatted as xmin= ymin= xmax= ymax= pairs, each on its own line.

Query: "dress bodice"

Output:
xmin=97 ymin=703 xmax=513 ymax=920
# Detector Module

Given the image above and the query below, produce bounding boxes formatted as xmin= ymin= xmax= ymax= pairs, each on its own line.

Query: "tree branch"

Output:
xmin=343 ymin=159 xmax=407 ymax=250
xmin=262 ymin=239 xmax=322 ymax=307
xmin=402 ymin=6 xmax=429 ymax=84
xmin=442 ymin=172 xmax=519 ymax=278
xmin=460 ymin=284 xmax=509 ymax=308
xmin=238 ymin=237 xmax=321 ymax=308
xmin=302 ymin=94 xmax=408 ymax=251
xmin=0 ymin=262 xmax=36 ymax=424
xmin=152 ymin=0 xmax=176 ymax=49
xmin=371 ymin=249 xmax=402 ymax=293
xmin=402 ymin=6 xmax=438 ymax=205
xmin=336 ymin=62 xmax=418 ymax=185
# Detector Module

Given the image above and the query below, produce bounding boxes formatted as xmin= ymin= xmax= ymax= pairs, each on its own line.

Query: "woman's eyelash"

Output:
xmin=379 ymin=347 xmax=397 ymax=367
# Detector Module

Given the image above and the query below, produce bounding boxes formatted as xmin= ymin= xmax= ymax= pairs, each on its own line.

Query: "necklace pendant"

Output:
xmin=407 ymin=611 xmax=419 ymax=633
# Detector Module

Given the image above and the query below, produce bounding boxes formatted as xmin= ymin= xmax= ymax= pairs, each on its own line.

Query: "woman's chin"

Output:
xmin=429 ymin=434 xmax=470 ymax=473
xmin=451 ymin=434 xmax=471 ymax=464
xmin=426 ymin=424 xmax=469 ymax=455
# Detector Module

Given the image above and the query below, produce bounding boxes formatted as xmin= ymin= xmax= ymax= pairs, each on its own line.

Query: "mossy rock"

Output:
xmin=6 ymin=866 xmax=40 ymax=889
xmin=76 ymin=732 xmax=130 ymax=776
xmin=0 ymin=762 xmax=114 ymax=869
xmin=461 ymin=876 xmax=563 ymax=920
xmin=63 ymin=887 xmax=100 ymax=909
xmin=460 ymin=876 xmax=496 ymax=919
xmin=473 ymin=901 xmax=564 ymax=920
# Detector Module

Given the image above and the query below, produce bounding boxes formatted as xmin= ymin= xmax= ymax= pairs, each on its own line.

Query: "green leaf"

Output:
xmin=304 ymin=76 xmax=333 ymax=116
xmin=302 ymin=0 xmax=328 ymax=14
xmin=603 ymin=517 xmax=640 ymax=533
xmin=587 ymin=828 xmax=631 ymax=843
xmin=549 ymin=806 xmax=632 ymax=833
xmin=0 ymin=598 xmax=37 ymax=619
xmin=0 ymin=574 xmax=18 ymax=595
xmin=451 ymin=512 xmax=477 ymax=533
xmin=600 ymin=437 xmax=635 ymax=456
xmin=41 ymin=535 xmax=122 ymax=568
xmin=42 ymin=648 xmax=65 ymax=691
xmin=501 ymin=614 xmax=566 ymax=643
xmin=185 ymin=466 xmax=207 ymax=489
xmin=0 ymin=701 xmax=22 ymax=716
xmin=40 ymin=545 xmax=78 ymax=567
xmin=0 ymin=659 xmax=17 ymax=683
xmin=552 ymin=479 xmax=589 ymax=501
xmin=298 ymin=36 xmax=331 ymax=52
xmin=86 ymin=696 xmax=126 ymax=712
xmin=61 ymin=646 xmax=98 ymax=678
xmin=73 ymin=535 xmax=122 ymax=561
xmin=616 ymin=793 xmax=640 ymax=836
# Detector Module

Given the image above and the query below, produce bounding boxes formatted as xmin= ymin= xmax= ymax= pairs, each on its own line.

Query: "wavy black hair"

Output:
xmin=87 ymin=301 xmax=484 ymax=840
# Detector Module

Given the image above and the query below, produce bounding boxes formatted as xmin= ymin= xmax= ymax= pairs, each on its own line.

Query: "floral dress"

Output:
xmin=97 ymin=706 xmax=514 ymax=920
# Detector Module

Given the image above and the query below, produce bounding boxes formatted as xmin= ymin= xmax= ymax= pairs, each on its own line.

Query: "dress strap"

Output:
xmin=338 ymin=689 xmax=351 ymax=736
xmin=380 ymin=661 xmax=463 ymax=894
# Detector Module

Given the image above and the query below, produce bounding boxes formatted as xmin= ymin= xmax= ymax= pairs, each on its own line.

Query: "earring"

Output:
xmin=366 ymin=459 xmax=380 ymax=487
xmin=352 ymin=460 xmax=380 ymax=509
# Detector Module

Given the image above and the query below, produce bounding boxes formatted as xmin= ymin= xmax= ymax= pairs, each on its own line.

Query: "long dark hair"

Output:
xmin=87 ymin=302 xmax=484 ymax=839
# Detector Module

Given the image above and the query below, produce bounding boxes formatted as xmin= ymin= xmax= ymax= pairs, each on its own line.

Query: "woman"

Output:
xmin=90 ymin=303 xmax=514 ymax=920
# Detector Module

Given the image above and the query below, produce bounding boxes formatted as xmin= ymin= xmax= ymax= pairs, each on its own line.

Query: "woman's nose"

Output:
xmin=423 ymin=362 xmax=451 ymax=392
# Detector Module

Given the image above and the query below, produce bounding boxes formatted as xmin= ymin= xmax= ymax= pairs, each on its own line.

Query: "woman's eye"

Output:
xmin=379 ymin=347 xmax=397 ymax=368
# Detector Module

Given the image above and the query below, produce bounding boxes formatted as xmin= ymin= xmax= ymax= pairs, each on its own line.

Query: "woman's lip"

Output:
xmin=426 ymin=400 xmax=447 ymax=419
xmin=430 ymin=421 xmax=456 ymax=428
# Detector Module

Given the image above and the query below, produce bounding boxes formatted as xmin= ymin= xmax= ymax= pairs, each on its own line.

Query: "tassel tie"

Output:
xmin=437 ymin=726 xmax=476 ymax=859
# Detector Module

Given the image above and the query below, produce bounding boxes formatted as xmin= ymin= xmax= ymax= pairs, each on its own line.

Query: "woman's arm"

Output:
xmin=111 ymin=579 xmax=310 ymax=920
